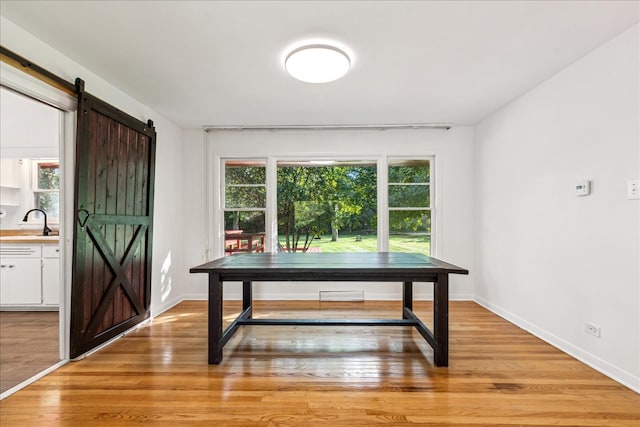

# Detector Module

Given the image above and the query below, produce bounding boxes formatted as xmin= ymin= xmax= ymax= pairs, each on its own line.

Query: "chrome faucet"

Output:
xmin=22 ymin=209 xmax=52 ymax=236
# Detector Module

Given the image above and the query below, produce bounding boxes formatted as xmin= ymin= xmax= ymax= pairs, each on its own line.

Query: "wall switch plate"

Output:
xmin=628 ymin=179 xmax=640 ymax=200
xmin=575 ymin=180 xmax=591 ymax=196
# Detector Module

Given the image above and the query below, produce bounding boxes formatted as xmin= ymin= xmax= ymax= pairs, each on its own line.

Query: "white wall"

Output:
xmin=183 ymin=127 xmax=475 ymax=301
xmin=0 ymin=86 xmax=59 ymax=158
xmin=1 ymin=17 xmax=186 ymax=316
xmin=475 ymin=25 xmax=639 ymax=391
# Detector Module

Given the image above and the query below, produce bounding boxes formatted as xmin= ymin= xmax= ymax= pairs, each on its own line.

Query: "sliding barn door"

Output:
xmin=70 ymin=79 xmax=156 ymax=358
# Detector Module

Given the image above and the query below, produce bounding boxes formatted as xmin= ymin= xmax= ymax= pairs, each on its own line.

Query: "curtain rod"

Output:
xmin=204 ymin=123 xmax=452 ymax=131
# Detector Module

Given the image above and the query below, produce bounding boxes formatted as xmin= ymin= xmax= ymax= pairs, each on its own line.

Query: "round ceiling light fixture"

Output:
xmin=285 ymin=44 xmax=351 ymax=83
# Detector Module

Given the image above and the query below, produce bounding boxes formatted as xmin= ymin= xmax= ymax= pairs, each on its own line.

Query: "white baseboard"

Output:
xmin=474 ymin=296 xmax=640 ymax=394
xmin=151 ymin=294 xmax=184 ymax=317
xmin=182 ymin=293 xmax=207 ymax=301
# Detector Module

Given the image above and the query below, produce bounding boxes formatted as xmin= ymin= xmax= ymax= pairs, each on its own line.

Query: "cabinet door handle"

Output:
xmin=8 ymin=265 xmax=15 ymax=268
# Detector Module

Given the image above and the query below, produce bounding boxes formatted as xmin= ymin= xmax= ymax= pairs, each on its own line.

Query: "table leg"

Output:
xmin=243 ymin=280 xmax=252 ymax=318
xmin=208 ymin=273 xmax=223 ymax=364
xmin=402 ymin=281 xmax=413 ymax=318
xmin=433 ymin=272 xmax=449 ymax=367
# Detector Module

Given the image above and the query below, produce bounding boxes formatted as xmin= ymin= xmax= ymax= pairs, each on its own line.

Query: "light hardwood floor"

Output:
xmin=0 ymin=300 xmax=638 ymax=426
xmin=0 ymin=311 xmax=59 ymax=393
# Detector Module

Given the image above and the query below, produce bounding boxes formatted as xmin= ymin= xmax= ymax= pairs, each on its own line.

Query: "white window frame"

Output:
xmin=217 ymin=155 xmax=435 ymax=256
xmin=220 ymin=158 xmax=268 ymax=252
xmin=30 ymin=158 xmax=60 ymax=223
xmin=387 ymin=156 xmax=435 ymax=256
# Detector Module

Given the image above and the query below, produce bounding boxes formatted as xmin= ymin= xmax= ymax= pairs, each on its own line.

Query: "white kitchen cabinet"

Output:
xmin=0 ymin=243 xmax=60 ymax=309
xmin=42 ymin=244 xmax=60 ymax=306
xmin=0 ymin=245 xmax=42 ymax=305
xmin=0 ymin=158 xmax=21 ymax=187
xmin=0 ymin=158 xmax=22 ymax=207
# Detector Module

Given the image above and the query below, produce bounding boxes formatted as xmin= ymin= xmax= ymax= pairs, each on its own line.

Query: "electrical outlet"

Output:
xmin=629 ymin=180 xmax=640 ymax=200
xmin=585 ymin=322 xmax=601 ymax=338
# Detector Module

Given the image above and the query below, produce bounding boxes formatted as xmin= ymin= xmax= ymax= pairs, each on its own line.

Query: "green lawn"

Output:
xmin=279 ymin=234 xmax=430 ymax=254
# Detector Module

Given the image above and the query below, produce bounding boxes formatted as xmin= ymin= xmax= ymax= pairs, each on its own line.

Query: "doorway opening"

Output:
xmin=0 ymin=80 xmax=73 ymax=397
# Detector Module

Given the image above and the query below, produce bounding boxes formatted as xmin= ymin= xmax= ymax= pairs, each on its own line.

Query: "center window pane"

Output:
xmin=277 ymin=161 xmax=377 ymax=253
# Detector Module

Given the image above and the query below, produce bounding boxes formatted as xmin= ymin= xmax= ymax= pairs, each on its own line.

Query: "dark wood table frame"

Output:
xmin=190 ymin=252 xmax=468 ymax=366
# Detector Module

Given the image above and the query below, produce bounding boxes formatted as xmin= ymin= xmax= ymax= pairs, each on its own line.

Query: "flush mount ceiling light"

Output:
xmin=285 ymin=44 xmax=351 ymax=83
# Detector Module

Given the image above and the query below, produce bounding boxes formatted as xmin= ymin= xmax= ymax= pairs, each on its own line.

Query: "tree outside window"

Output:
xmin=32 ymin=160 xmax=60 ymax=221
xmin=388 ymin=159 xmax=432 ymax=255
xmin=277 ymin=161 xmax=377 ymax=252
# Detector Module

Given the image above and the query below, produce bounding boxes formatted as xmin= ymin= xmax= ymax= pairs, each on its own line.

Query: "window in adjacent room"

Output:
xmin=32 ymin=159 xmax=60 ymax=221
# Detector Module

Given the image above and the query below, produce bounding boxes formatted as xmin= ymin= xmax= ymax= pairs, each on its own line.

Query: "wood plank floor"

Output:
xmin=0 ymin=301 xmax=638 ymax=426
xmin=0 ymin=311 xmax=59 ymax=393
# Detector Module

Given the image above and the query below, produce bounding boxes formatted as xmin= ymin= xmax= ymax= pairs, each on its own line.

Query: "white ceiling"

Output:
xmin=1 ymin=1 xmax=638 ymax=128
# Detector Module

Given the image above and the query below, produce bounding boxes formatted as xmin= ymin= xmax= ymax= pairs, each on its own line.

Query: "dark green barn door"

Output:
xmin=70 ymin=79 xmax=156 ymax=358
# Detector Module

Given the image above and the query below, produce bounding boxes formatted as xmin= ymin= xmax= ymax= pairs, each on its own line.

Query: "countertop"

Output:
xmin=0 ymin=235 xmax=59 ymax=244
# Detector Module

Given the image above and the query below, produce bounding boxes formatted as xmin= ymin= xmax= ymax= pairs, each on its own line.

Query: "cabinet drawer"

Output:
xmin=42 ymin=245 xmax=60 ymax=258
xmin=0 ymin=245 xmax=41 ymax=258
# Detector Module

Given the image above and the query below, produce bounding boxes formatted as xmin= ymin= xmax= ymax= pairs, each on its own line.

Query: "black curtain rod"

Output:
xmin=0 ymin=45 xmax=77 ymax=95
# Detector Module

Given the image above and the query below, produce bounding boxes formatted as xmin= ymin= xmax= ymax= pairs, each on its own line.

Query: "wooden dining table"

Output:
xmin=190 ymin=252 xmax=468 ymax=366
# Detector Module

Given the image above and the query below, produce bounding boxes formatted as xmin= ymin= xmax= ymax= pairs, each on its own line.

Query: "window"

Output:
xmin=388 ymin=159 xmax=432 ymax=255
xmin=220 ymin=157 xmax=434 ymax=255
xmin=32 ymin=159 xmax=60 ymax=221
xmin=223 ymin=160 xmax=266 ymax=254
xmin=277 ymin=160 xmax=377 ymax=252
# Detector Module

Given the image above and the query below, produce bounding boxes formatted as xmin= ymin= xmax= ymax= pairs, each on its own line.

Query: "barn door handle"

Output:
xmin=77 ymin=209 xmax=91 ymax=230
